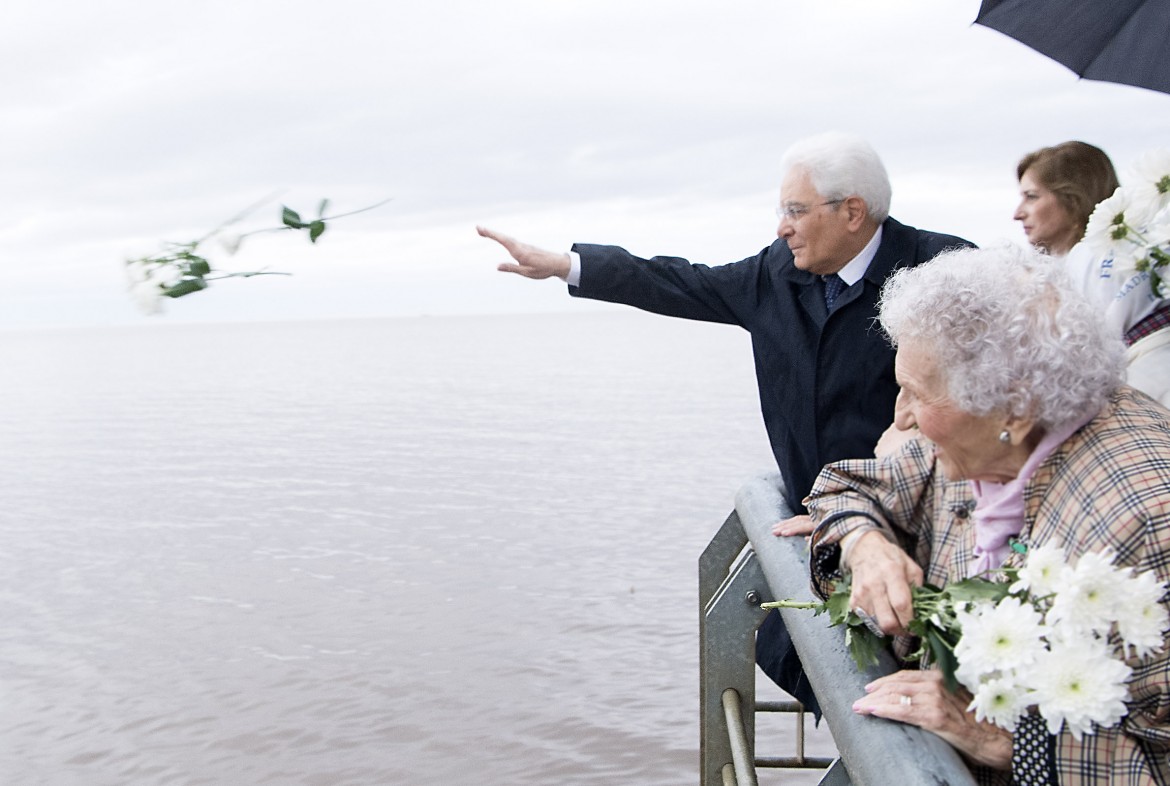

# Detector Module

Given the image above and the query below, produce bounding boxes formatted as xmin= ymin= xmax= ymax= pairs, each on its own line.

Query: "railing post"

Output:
xmin=699 ymin=512 xmax=772 ymax=786
xmin=721 ymin=688 xmax=758 ymax=786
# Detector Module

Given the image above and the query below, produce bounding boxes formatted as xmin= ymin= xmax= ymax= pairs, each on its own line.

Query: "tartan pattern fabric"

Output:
xmin=1125 ymin=303 xmax=1170 ymax=348
xmin=807 ymin=386 xmax=1170 ymax=786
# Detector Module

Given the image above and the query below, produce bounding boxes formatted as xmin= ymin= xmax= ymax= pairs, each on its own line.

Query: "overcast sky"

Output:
xmin=3 ymin=0 xmax=1169 ymax=330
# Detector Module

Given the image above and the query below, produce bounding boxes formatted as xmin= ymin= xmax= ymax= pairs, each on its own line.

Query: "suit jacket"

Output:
xmin=570 ymin=217 xmax=971 ymax=513
xmin=806 ymin=387 xmax=1170 ymax=786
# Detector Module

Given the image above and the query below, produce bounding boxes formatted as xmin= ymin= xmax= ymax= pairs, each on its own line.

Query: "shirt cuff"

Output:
xmin=566 ymin=251 xmax=581 ymax=287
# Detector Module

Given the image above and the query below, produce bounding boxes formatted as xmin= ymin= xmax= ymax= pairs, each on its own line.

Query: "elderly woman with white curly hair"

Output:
xmin=805 ymin=244 xmax=1170 ymax=785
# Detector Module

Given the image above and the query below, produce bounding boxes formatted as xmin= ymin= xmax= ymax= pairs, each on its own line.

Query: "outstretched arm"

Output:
xmin=477 ymin=226 xmax=571 ymax=280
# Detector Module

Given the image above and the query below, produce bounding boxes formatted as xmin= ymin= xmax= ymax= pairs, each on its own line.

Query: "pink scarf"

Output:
xmin=968 ymin=409 xmax=1097 ymax=576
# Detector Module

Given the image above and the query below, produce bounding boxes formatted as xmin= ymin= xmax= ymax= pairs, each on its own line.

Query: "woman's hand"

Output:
xmin=853 ymin=670 xmax=1012 ymax=770
xmin=844 ymin=530 xmax=923 ymax=634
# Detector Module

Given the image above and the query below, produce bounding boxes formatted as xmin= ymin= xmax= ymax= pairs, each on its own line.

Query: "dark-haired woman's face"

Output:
xmin=1014 ymin=170 xmax=1079 ymax=256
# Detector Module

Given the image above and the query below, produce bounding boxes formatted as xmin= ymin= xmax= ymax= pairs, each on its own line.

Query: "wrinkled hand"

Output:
xmin=853 ymin=670 xmax=1012 ymax=770
xmin=845 ymin=530 xmax=923 ymax=635
xmin=772 ymin=515 xmax=813 ymax=537
xmin=477 ymin=226 xmax=571 ymax=280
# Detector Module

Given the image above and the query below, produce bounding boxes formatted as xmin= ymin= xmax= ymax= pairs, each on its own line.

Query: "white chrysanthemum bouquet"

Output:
xmin=956 ymin=543 xmax=1167 ymax=739
xmin=766 ymin=541 xmax=1168 ymax=740
xmin=1083 ymin=149 xmax=1170 ymax=297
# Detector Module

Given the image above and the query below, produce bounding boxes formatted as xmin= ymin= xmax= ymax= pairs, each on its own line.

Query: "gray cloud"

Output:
xmin=2 ymin=0 xmax=1169 ymax=327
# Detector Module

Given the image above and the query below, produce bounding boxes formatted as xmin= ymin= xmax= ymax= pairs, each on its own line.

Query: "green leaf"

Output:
xmin=905 ymin=617 xmax=932 ymax=641
xmin=308 ymin=220 xmax=326 ymax=243
xmin=317 ymin=198 xmax=330 ymax=218
xmin=186 ymin=259 xmax=211 ymax=277
xmin=845 ymin=626 xmax=884 ymax=670
xmin=824 ymin=581 xmax=854 ymax=626
xmin=943 ymin=578 xmax=1011 ymax=605
xmin=282 ymin=206 xmax=307 ymax=229
xmin=926 ymin=629 xmax=960 ymax=691
xmin=163 ymin=278 xmax=209 ymax=298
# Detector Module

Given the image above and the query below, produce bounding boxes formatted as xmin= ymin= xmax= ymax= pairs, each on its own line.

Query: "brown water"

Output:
xmin=0 ymin=311 xmax=834 ymax=785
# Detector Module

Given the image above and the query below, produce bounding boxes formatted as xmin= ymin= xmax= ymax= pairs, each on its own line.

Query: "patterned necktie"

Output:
xmin=822 ymin=274 xmax=845 ymax=310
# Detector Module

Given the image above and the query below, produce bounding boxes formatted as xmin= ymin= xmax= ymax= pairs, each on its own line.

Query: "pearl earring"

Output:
xmin=998 ymin=430 xmax=1011 ymax=444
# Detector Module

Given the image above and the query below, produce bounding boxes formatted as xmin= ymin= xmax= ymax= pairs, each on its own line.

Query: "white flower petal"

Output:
xmin=968 ymin=675 xmax=1030 ymax=731
xmin=1128 ymin=149 xmax=1170 ymax=198
xmin=124 ymin=260 xmax=151 ymax=285
xmin=1009 ymin=541 xmax=1069 ymax=600
xmin=1114 ymin=570 xmax=1169 ymax=658
xmin=130 ymin=281 xmax=164 ymax=315
xmin=218 ymin=233 xmax=244 ymax=255
xmin=954 ymin=597 xmax=1047 ymax=686
xmin=1048 ymin=550 xmax=1126 ymax=636
xmin=1030 ymin=635 xmax=1131 ymax=740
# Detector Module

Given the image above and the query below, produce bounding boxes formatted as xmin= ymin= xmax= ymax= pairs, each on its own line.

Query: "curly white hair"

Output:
xmin=878 ymin=243 xmax=1125 ymax=429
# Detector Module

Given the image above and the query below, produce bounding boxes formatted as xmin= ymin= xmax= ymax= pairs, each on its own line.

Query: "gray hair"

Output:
xmin=878 ymin=244 xmax=1124 ymax=429
xmin=780 ymin=132 xmax=892 ymax=222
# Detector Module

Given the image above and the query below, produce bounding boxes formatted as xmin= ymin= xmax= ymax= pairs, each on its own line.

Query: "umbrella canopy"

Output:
xmin=975 ymin=0 xmax=1170 ymax=96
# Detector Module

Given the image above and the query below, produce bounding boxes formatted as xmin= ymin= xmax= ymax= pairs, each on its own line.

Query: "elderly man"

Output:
xmin=478 ymin=131 xmax=971 ymax=713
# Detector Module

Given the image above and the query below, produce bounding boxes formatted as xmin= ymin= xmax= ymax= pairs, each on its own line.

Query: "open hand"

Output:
xmin=477 ymin=226 xmax=572 ymax=280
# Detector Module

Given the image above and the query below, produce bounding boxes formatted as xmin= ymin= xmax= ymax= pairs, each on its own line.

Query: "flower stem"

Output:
xmin=319 ymin=197 xmax=394 ymax=222
xmin=760 ymin=600 xmax=823 ymax=610
xmin=194 ymin=190 xmax=286 ymax=246
xmin=204 ymin=270 xmax=293 ymax=281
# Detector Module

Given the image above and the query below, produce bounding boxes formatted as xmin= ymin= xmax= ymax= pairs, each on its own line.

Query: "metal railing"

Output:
xmin=699 ymin=472 xmax=979 ymax=786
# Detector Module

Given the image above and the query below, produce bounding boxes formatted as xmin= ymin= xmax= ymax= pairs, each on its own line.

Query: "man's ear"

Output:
xmin=843 ymin=196 xmax=869 ymax=231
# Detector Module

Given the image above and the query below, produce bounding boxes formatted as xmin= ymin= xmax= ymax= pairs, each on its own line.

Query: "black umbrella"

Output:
xmin=975 ymin=0 xmax=1170 ymax=96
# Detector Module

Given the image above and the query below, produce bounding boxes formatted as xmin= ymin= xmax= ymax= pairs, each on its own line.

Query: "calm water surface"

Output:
xmin=0 ymin=312 xmax=833 ymax=785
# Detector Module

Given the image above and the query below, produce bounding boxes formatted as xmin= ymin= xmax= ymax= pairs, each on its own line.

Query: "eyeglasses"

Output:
xmin=775 ymin=199 xmax=844 ymax=221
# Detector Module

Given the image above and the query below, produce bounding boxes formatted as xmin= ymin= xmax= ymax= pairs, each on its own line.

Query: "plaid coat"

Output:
xmin=807 ymin=386 xmax=1170 ymax=786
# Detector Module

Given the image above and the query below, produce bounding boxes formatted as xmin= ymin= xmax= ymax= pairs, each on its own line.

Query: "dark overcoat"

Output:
xmin=571 ymin=217 xmax=972 ymax=513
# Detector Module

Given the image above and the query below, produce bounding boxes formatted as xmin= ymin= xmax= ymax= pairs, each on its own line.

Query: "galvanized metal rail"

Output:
xmin=699 ymin=471 xmax=980 ymax=786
